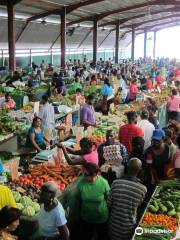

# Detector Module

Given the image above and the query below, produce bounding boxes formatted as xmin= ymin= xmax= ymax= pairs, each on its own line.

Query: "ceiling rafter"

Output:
xmin=120 ymin=13 xmax=180 ymax=29
xmin=98 ymin=7 xmax=180 ymax=27
xmin=67 ymin=0 xmax=180 ymax=26
xmin=26 ymin=0 xmax=105 ymax=23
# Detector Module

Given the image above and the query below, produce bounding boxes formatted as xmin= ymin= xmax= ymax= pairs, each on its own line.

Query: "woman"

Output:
xmin=172 ymin=134 xmax=180 ymax=177
xmin=167 ymin=89 xmax=180 ymax=121
xmin=146 ymin=74 xmax=153 ymax=93
xmin=2 ymin=94 xmax=16 ymax=110
xmin=145 ymin=129 xmax=170 ymax=186
xmin=0 ymin=206 xmax=21 ymax=240
xmin=100 ymin=78 xmax=114 ymax=115
xmin=36 ymin=182 xmax=69 ymax=240
xmin=129 ymin=79 xmax=139 ymax=101
xmin=145 ymin=97 xmax=158 ymax=128
xmin=57 ymin=137 xmax=99 ymax=166
xmin=26 ymin=117 xmax=50 ymax=152
xmin=77 ymin=163 xmax=110 ymax=240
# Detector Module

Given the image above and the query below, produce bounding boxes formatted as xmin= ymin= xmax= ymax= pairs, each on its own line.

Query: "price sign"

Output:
xmin=66 ymin=113 xmax=72 ymax=132
xmin=87 ymin=126 xmax=93 ymax=138
xmin=5 ymin=158 xmax=20 ymax=181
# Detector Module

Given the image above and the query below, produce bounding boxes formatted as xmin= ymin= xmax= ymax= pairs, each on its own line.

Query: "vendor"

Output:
xmin=0 ymin=206 xmax=21 ymax=240
xmin=73 ymin=88 xmax=85 ymax=106
xmin=26 ymin=117 xmax=50 ymax=152
xmin=0 ymin=184 xmax=17 ymax=209
xmin=37 ymin=182 xmax=69 ymax=240
xmin=100 ymin=78 xmax=114 ymax=115
xmin=52 ymin=72 xmax=66 ymax=96
xmin=6 ymin=71 xmax=23 ymax=86
xmin=57 ymin=137 xmax=99 ymax=166
xmin=172 ymin=134 xmax=180 ymax=177
xmin=68 ymin=77 xmax=82 ymax=94
xmin=2 ymin=93 xmax=16 ymax=110
xmin=81 ymin=94 xmax=96 ymax=128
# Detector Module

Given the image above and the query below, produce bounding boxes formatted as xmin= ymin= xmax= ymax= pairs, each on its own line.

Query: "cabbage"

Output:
xmin=16 ymin=203 xmax=24 ymax=210
xmin=22 ymin=206 xmax=35 ymax=217
xmin=31 ymin=202 xmax=40 ymax=213
xmin=20 ymin=196 xmax=32 ymax=207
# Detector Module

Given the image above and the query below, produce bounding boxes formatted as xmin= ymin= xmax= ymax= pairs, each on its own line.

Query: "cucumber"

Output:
xmin=148 ymin=205 xmax=158 ymax=213
xmin=167 ymin=209 xmax=176 ymax=216
xmin=159 ymin=203 xmax=168 ymax=212
xmin=166 ymin=201 xmax=175 ymax=210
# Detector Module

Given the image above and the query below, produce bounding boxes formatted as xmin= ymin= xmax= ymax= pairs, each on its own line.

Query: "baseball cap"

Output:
xmin=42 ymin=181 xmax=60 ymax=196
xmin=152 ymin=129 xmax=165 ymax=141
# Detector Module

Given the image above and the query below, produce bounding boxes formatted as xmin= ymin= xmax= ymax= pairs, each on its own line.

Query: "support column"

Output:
xmin=29 ymin=49 xmax=32 ymax=65
xmin=7 ymin=1 xmax=15 ymax=72
xmin=115 ymin=20 xmax=120 ymax=64
xmin=144 ymin=29 xmax=147 ymax=59
xmin=60 ymin=8 xmax=66 ymax=69
xmin=51 ymin=49 xmax=53 ymax=65
xmin=131 ymin=26 xmax=135 ymax=61
xmin=153 ymin=31 xmax=157 ymax=60
xmin=93 ymin=19 xmax=98 ymax=65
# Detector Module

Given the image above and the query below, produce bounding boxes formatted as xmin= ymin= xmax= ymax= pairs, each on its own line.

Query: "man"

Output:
xmin=137 ymin=110 xmax=155 ymax=150
xmin=81 ymin=94 xmax=96 ymax=128
xmin=108 ymin=158 xmax=147 ymax=240
xmin=119 ymin=111 xmax=144 ymax=154
xmin=39 ymin=95 xmax=55 ymax=141
xmin=98 ymin=129 xmax=128 ymax=184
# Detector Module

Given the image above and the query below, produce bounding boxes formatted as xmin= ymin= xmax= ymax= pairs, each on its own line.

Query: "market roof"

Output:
xmin=0 ymin=0 xmax=180 ymax=49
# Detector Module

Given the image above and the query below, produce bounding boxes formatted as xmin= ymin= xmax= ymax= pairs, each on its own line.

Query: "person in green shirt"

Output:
xmin=25 ymin=63 xmax=33 ymax=74
xmin=68 ymin=76 xmax=82 ymax=95
xmin=77 ymin=162 xmax=110 ymax=240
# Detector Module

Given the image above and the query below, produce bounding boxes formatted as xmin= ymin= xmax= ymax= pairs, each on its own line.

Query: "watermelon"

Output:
xmin=20 ymin=196 xmax=32 ymax=207
xmin=12 ymin=191 xmax=21 ymax=202
xmin=16 ymin=203 xmax=24 ymax=210
xmin=31 ymin=202 xmax=40 ymax=213
xmin=22 ymin=206 xmax=35 ymax=217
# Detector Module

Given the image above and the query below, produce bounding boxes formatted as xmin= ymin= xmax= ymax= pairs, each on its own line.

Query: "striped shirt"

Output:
xmin=107 ymin=178 xmax=147 ymax=240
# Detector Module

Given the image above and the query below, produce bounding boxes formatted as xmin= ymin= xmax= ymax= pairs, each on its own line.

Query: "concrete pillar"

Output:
xmin=93 ymin=19 xmax=98 ymax=65
xmin=61 ymin=8 xmax=66 ymax=69
xmin=144 ymin=29 xmax=147 ymax=59
xmin=153 ymin=31 xmax=157 ymax=60
xmin=115 ymin=20 xmax=120 ymax=64
xmin=131 ymin=26 xmax=135 ymax=61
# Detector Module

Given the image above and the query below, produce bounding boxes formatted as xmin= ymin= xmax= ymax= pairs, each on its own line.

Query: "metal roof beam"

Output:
xmin=121 ymin=13 xmax=180 ymax=29
xmin=98 ymin=7 xmax=180 ymax=27
xmin=26 ymin=0 xmax=105 ymax=23
xmin=67 ymin=0 xmax=180 ymax=26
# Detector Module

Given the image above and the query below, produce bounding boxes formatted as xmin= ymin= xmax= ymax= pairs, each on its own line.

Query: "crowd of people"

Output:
xmin=0 ymin=57 xmax=180 ymax=240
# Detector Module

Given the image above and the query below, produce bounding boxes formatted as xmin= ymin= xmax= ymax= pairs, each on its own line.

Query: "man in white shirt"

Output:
xmin=137 ymin=110 xmax=155 ymax=150
xmin=39 ymin=95 xmax=55 ymax=141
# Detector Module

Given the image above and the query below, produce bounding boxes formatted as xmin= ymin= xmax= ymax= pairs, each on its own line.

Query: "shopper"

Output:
xmin=39 ymin=95 xmax=55 ymax=142
xmin=164 ymin=129 xmax=177 ymax=159
xmin=81 ymin=94 xmax=96 ymax=128
xmin=137 ymin=110 xmax=155 ymax=150
xmin=37 ymin=182 xmax=69 ymax=240
xmin=108 ymin=158 xmax=147 ymax=240
xmin=119 ymin=111 xmax=144 ymax=154
xmin=145 ymin=129 xmax=170 ymax=186
xmin=0 ymin=185 xmax=17 ymax=209
xmin=167 ymin=89 xmax=180 ymax=121
xmin=100 ymin=78 xmax=114 ymax=114
xmin=129 ymin=79 xmax=139 ymax=101
xmin=172 ymin=134 xmax=180 ymax=177
xmin=2 ymin=93 xmax=16 ymax=110
xmin=78 ymin=163 xmax=110 ymax=240
xmin=26 ymin=117 xmax=50 ymax=152
xmin=0 ymin=206 xmax=21 ymax=240
xmin=57 ymin=137 xmax=99 ymax=166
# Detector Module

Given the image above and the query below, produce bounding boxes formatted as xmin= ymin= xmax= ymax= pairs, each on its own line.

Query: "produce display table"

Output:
xmin=133 ymin=180 xmax=180 ymax=240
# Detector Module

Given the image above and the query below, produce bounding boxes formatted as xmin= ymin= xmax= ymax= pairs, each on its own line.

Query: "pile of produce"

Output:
xmin=14 ymin=163 xmax=81 ymax=191
xmin=148 ymin=181 xmax=180 ymax=218
xmin=12 ymin=191 xmax=40 ymax=217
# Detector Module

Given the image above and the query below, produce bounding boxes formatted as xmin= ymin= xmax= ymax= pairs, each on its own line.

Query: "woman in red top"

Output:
xmin=167 ymin=89 xmax=180 ymax=121
xmin=129 ymin=79 xmax=139 ymax=101
xmin=156 ymin=72 xmax=164 ymax=89
xmin=146 ymin=74 xmax=153 ymax=93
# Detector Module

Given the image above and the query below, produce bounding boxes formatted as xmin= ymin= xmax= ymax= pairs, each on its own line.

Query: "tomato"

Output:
xmin=60 ymin=184 xmax=65 ymax=191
